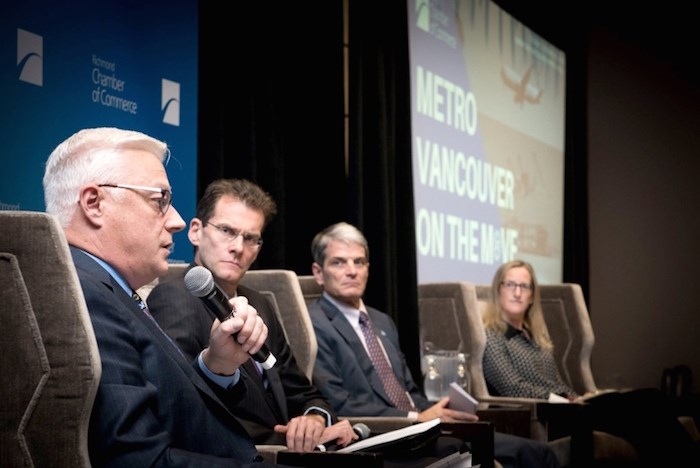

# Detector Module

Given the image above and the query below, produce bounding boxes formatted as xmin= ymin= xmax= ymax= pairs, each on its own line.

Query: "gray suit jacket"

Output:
xmin=70 ymin=248 xmax=280 ymax=467
xmin=308 ymin=295 xmax=429 ymax=417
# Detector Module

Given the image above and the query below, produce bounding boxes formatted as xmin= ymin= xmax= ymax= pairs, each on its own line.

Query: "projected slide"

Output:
xmin=408 ymin=0 xmax=566 ymax=284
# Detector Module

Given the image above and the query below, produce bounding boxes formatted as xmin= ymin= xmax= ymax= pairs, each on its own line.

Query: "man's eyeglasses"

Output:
xmin=500 ymin=280 xmax=532 ymax=292
xmin=205 ymin=222 xmax=263 ymax=248
xmin=99 ymin=184 xmax=172 ymax=214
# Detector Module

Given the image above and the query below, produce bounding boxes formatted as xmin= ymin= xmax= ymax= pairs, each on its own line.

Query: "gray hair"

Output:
xmin=310 ymin=222 xmax=369 ymax=265
xmin=43 ymin=127 xmax=168 ymax=226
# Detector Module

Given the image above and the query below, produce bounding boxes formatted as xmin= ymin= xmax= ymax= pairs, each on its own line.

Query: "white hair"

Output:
xmin=43 ymin=127 xmax=168 ymax=226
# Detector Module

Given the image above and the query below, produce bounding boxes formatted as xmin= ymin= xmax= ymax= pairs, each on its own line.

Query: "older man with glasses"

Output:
xmin=42 ymin=127 xmax=284 ymax=467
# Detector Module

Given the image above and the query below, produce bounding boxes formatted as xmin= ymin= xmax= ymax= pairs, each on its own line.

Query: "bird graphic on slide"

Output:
xmin=501 ymin=65 xmax=543 ymax=107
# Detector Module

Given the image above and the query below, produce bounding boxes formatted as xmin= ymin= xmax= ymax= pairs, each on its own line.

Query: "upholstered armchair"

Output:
xmin=298 ymin=273 xmax=323 ymax=306
xmin=1 ymin=211 xmax=102 ymax=467
xmin=240 ymin=269 xmax=319 ymax=380
xmin=136 ymin=262 xmax=188 ymax=302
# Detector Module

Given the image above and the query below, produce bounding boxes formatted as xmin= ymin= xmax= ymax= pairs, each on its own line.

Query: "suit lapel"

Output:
xmin=264 ymin=367 xmax=289 ymax=422
xmin=70 ymin=247 xmax=240 ymax=420
xmin=241 ymin=360 xmax=286 ymax=423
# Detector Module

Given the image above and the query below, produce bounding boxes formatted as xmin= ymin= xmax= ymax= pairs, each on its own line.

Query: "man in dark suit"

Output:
xmin=147 ymin=178 xmax=356 ymax=451
xmin=42 ymin=128 xmax=287 ymax=467
xmin=307 ymin=222 xmax=562 ymax=468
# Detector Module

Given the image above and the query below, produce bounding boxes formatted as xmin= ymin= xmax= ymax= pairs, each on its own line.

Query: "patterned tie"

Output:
xmin=132 ymin=291 xmax=184 ymax=356
xmin=358 ymin=311 xmax=414 ymax=411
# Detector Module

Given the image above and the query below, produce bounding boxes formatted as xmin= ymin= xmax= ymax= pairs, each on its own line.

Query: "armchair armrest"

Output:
xmin=255 ymin=444 xmax=288 ymax=463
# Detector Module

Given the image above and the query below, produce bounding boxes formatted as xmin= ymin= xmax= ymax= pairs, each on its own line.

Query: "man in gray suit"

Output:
xmin=307 ymin=222 xmax=561 ymax=468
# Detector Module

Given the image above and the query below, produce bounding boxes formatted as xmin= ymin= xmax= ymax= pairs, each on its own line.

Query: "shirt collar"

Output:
xmin=322 ymin=291 xmax=367 ymax=326
xmin=80 ymin=249 xmax=131 ymax=296
xmin=504 ymin=321 xmax=524 ymax=340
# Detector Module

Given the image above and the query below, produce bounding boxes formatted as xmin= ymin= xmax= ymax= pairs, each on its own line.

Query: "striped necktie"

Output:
xmin=358 ymin=311 xmax=414 ymax=411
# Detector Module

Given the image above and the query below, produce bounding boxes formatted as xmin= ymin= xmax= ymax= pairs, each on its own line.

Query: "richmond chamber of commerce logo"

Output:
xmin=17 ymin=28 xmax=43 ymax=87
xmin=161 ymin=78 xmax=180 ymax=126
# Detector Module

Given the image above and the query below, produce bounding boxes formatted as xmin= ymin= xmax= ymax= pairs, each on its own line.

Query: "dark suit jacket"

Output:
xmin=307 ymin=295 xmax=430 ymax=417
xmin=70 ymin=248 xmax=280 ymax=468
xmin=147 ymin=264 xmax=335 ymax=445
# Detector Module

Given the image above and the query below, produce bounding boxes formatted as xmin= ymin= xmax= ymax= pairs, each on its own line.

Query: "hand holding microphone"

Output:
xmin=316 ymin=422 xmax=371 ymax=452
xmin=184 ymin=266 xmax=276 ymax=369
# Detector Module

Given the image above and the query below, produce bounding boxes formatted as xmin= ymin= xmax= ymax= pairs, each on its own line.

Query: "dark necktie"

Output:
xmin=358 ymin=311 xmax=414 ymax=411
xmin=132 ymin=291 xmax=183 ymax=356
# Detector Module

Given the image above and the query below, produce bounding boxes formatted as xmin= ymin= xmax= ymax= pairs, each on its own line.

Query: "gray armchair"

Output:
xmin=1 ymin=211 xmax=101 ymax=467
xmin=298 ymin=273 xmax=323 ymax=306
xmin=240 ymin=269 xmax=318 ymax=380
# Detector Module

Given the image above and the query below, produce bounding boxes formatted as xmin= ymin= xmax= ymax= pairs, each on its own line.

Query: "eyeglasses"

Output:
xmin=98 ymin=184 xmax=172 ymax=214
xmin=205 ymin=222 xmax=263 ymax=248
xmin=500 ymin=280 xmax=532 ymax=292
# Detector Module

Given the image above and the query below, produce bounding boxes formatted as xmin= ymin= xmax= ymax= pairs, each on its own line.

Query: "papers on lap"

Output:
xmin=447 ymin=382 xmax=479 ymax=414
xmin=548 ymin=388 xmax=619 ymax=404
xmin=335 ymin=418 xmax=441 ymax=453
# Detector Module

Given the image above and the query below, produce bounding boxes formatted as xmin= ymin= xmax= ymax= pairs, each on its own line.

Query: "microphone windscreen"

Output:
xmin=353 ymin=422 xmax=371 ymax=440
xmin=184 ymin=266 xmax=215 ymax=297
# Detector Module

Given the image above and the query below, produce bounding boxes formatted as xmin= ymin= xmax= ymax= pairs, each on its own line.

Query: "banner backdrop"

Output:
xmin=2 ymin=0 xmax=198 ymax=263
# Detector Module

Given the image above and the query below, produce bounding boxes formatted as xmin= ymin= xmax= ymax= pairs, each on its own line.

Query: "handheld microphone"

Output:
xmin=184 ymin=266 xmax=276 ymax=369
xmin=316 ymin=422 xmax=371 ymax=452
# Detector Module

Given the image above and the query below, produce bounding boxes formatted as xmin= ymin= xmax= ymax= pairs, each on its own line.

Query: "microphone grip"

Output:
xmin=315 ymin=423 xmax=371 ymax=452
xmin=201 ymin=288 xmax=277 ymax=369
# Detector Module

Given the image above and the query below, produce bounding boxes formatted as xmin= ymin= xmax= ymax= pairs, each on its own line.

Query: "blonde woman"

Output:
xmin=482 ymin=260 xmax=576 ymax=400
xmin=482 ymin=260 xmax=697 ymax=466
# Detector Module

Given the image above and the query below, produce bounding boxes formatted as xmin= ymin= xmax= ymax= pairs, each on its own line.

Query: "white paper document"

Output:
xmin=447 ymin=382 xmax=479 ymax=414
xmin=336 ymin=418 xmax=441 ymax=453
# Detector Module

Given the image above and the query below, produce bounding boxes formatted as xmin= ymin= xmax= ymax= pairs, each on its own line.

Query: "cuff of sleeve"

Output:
xmin=304 ymin=407 xmax=333 ymax=427
xmin=198 ymin=351 xmax=240 ymax=389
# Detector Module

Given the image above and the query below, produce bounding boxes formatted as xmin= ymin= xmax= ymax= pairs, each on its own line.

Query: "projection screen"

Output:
xmin=408 ymin=0 xmax=566 ymax=284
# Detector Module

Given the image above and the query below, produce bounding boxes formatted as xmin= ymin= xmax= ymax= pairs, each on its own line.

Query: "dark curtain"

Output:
xmin=198 ymin=2 xmax=347 ymax=274
xmin=562 ymin=39 xmax=589 ymax=298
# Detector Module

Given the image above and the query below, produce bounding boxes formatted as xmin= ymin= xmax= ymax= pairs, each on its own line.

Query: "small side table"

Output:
xmin=441 ymin=421 xmax=495 ymax=468
xmin=536 ymin=402 xmax=594 ymax=468
xmin=476 ymin=403 xmax=531 ymax=439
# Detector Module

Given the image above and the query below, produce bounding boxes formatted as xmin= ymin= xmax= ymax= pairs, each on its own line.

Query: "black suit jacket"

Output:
xmin=147 ymin=264 xmax=335 ymax=444
xmin=70 ymin=248 xmax=280 ymax=467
